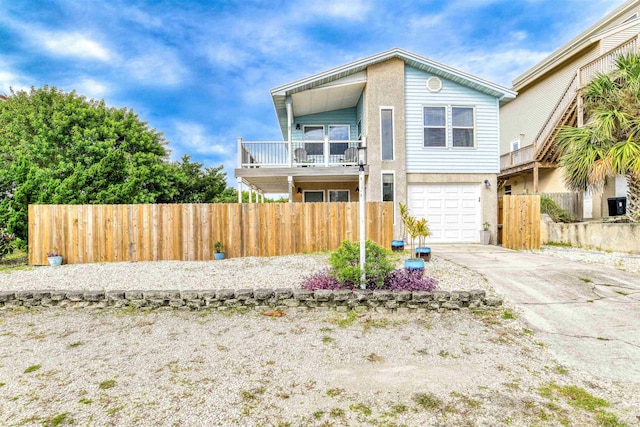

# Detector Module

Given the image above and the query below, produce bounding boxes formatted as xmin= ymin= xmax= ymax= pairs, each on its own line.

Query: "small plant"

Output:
xmin=326 ymin=388 xmax=344 ymax=397
xmin=383 ymin=268 xmax=438 ymax=291
xmin=413 ymin=392 xmax=442 ymax=410
xmin=0 ymin=229 xmax=16 ymax=260
xmin=47 ymin=251 xmax=60 ymax=257
xmin=329 ymin=240 xmax=393 ymax=289
xmin=483 ymin=221 xmax=490 ymax=231
xmin=214 ymin=241 xmax=223 ymax=253
xmin=24 ymin=364 xmax=41 ymax=373
xmin=301 ymin=268 xmax=343 ymax=290
xmin=400 ymin=204 xmax=431 ymax=257
xmin=99 ymin=379 xmax=117 ymax=390
xmin=541 ymin=196 xmax=574 ymax=222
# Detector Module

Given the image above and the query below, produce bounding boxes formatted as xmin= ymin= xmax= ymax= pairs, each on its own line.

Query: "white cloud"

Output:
xmin=38 ymin=31 xmax=112 ymax=61
xmin=73 ymin=78 xmax=110 ymax=99
xmin=0 ymin=70 xmax=31 ymax=93
xmin=123 ymin=6 xmax=163 ymax=29
xmin=125 ymin=51 xmax=186 ymax=86
xmin=206 ymin=44 xmax=250 ymax=69
xmin=409 ymin=14 xmax=444 ymax=29
xmin=301 ymin=0 xmax=371 ymax=20
xmin=511 ymin=31 xmax=527 ymax=41
xmin=445 ymin=48 xmax=551 ymax=87
xmin=172 ymin=121 xmax=233 ymax=157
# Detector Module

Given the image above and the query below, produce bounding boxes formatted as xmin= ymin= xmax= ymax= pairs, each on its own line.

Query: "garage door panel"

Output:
xmin=461 ymin=214 xmax=477 ymax=224
xmin=408 ymin=183 xmax=481 ymax=243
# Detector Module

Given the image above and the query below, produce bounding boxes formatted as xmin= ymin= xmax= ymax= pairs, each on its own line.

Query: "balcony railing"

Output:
xmin=579 ymin=36 xmax=639 ymax=86
xmin=500 ymin=145 xmax=534 ymax=170
xmin=238 ymin=138 xmax=360 ymax=168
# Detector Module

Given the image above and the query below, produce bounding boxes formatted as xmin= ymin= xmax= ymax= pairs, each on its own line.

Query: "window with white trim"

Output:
xmin=382 ymin=173 xmax=394 ymax=202
xmin=329 ymin=190 xmax=349 ymax=202
xmin=381 ymin=108 xmax=394 ymax=160
xmin=452 ymin=107 xmax=474 ymax=147
xmin=423 ymin=107 xmax=446 ymax=147
xmin=423 ymin=106 xmax=476 ymax=148
xmin=328 ymin=125 xmax=350 ymax=155
xmin=303 ymin=125 xmax=324 ymax=155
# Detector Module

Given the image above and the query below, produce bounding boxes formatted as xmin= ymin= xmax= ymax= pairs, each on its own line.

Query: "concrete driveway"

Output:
xmin=434 ymin=244 xmax=640 ymax=383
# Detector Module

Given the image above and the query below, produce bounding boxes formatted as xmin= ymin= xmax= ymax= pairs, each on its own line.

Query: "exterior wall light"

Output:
xmin=484 ymin=179 xmax=491 ymax=188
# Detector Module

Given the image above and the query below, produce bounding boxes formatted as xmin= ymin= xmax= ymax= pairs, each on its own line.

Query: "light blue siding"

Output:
xmin=405 ymin=66 xmax=500 ymax=173
xmin=292 ymin=108 xmax=357 ymax=141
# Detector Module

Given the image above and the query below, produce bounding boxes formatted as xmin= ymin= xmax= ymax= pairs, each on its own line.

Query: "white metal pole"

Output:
xmin=237 ymin=179 xmax=242 ymax=203
xmin=359 ymin=167 xmax=366 ymax=289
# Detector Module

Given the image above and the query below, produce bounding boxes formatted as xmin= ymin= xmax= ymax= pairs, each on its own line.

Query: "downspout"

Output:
xmin=286 ymin=96 xmax=293 ymax=167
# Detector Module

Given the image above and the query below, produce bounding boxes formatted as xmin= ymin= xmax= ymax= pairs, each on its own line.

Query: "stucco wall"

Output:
xmin=542 ymin=219 xmax=640 ymax=253
xmin=407 ymin=173 xmax=498 ymax=244
xmin=364 ymin=58 xmax=407 ymax=235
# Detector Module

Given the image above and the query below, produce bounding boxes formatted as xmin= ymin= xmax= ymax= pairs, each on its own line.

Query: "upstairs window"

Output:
xmin=423 ymin=107 xmax=446 ymax=147
xmin=381 ymin=108 xmax=394 ymax=160
xmin=452 ymin=107 xmax=475 ymax=147
xmin=423 ymin=106 xmax=476 ymax=148
xmin=303 ymin=125 xmax=324 ymax=155
xmin=329 ymin=125 xmax=350 ymax=155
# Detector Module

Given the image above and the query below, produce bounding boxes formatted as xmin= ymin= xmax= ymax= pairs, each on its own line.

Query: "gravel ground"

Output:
xmin=533 ymin=245 xmax=640 ymax=274
xmin=1 ymin=253 xmax=495 ymax=294
xmin=1 ymin=308 xmax=636 ymax=426
xmin=2 ymin=247 xmax=639 ymax=425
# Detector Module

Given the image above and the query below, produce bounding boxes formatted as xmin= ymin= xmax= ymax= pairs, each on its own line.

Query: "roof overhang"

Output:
xmin=235 ymin=166 xmax=365 ymax=194
xmin=271 ymin=48 xmax=517 ymax=139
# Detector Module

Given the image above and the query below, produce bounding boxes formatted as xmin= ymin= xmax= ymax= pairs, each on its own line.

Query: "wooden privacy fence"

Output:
xmin=28 ymin=202 xmax=393 ymax=265
xmin=502 ymin=195 xmax=541 ymax=250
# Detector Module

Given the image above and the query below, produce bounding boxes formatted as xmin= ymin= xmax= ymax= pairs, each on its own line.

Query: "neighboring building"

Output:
xmin=234 ymin=48 xmax=515 ymax=243
xmin=500 ymin=0 xmax=640 ymax=219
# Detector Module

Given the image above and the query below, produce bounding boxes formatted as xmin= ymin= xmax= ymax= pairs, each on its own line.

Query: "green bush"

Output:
xmin=0 ymin=229 xmax=16 ymax=260
xmin=329 ymin=240 xmax=393 ymax=289
xmin=541 ymin=196 xmax=573 ymax=223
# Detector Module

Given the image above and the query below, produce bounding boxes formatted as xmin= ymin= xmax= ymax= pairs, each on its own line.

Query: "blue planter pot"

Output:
xmin=415 ymin=247 xmax=432 ymax=261
xmin=391 ymin=240 xmax=405 ymax=252
xmin=404 ymin=258 xmax=425 ymax=270
xmin=47 ymin=256 xmax=63 ymax=267
xmin=214 ymin=253 xmax=225 ymax=260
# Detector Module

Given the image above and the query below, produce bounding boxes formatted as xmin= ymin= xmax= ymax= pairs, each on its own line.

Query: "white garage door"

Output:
xmin=407 ymin=184 xmax=481 ymax=243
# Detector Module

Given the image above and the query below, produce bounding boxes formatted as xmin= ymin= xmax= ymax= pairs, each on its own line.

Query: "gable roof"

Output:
xmin=270 ymin=48 xmax=516 ymax=138
xmin=513 ymin=0 xmax=640 ymax=90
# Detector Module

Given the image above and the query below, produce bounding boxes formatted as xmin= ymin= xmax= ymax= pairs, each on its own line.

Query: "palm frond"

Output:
xmin=607 ymin=134 xmax=640 ymax=175
xmin=588 ymin=157 xmax=612 ymax=187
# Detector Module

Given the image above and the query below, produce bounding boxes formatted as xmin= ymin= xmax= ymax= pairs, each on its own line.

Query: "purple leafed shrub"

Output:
xmin=383 ymin=268 xmax=438 ymax=292
xmin=302 ymin=268 xmax=346 ymax=290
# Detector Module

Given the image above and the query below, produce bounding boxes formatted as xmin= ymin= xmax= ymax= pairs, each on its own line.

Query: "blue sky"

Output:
xmin=0 ymin=0 xmax=625 ymax=186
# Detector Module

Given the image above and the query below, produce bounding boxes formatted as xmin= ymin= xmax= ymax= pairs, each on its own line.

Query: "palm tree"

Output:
xmin=556 ymin=53 xmax=640 ymax=222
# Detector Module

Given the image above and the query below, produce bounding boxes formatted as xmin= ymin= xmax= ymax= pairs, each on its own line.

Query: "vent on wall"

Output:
xmin=426 ymin=77 xmax=442 ymax=92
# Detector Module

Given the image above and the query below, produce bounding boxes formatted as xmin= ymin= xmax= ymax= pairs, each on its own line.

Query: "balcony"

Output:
xmin=499 ymin=145 xmax=535 ymax=175
xmin=238 ymin=138 xmax=361 ymax=168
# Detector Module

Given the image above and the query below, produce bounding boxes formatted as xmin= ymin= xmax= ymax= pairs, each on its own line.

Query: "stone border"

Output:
xmin=0 ymin=289 xmax=502 ymax=313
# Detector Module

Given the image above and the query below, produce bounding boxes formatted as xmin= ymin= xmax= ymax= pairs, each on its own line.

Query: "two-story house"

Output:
xmin=500 ymin=0 xmax=640 ymax=219
xmin=235 ymin=48 xmax=515 ymax=243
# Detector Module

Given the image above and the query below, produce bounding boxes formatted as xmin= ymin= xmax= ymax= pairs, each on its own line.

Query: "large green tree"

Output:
xmin=0 ymin=86 xmax=177 ymax=239
xmin=557 ymin=53 xmax=640 ymax=222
